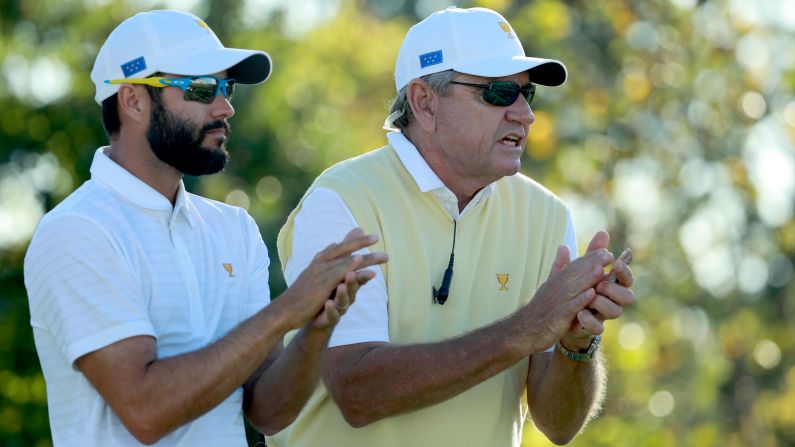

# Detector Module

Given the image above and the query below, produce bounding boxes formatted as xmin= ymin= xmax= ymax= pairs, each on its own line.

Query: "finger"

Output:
xmin=322 ymin=253 xmax=382 ymax=284
xmin=556 ymin=251 xmax=613 ymax=298
xmin=586 ymin=230 xmax=609 ymax=253
xmin=353 ymin=252 xmax=389 ymax=270
xmin=342 ymin=227 xmax=366 ymax=242
xmin=304 ymin=254 xmax=368 ymax=293
xmin=310 ymin=299 xmax=336 ymax=329
xmin=344 ymin=271 xmax=358 ymax=306
xmin=586 ymin=295 xmax=624 ymax=320
xmin=609 ymin=261 xmax=634 ymax=287
xmin=577 ymin=308 xmax=605 ymax=335
xmin=595 ymin=281 xmax=636 ymax=307
xmin=559 ymin=288 xmax=597 ymax=323
xmin=334 ymin=282 xmax=351 ymax=313
xmin=323 ymin=298 xmax=341 ymax=326
xmin=354 ymin=269 xmax=376 ymax=285
xmin=548 ymin=245 xmax=571 ymax=277
xmin=317 ymin=234 xmax=379 ymax=261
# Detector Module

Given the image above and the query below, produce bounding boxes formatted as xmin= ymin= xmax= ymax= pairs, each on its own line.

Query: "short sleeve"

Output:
xmin=564 ymin=206 xmax=578 ymax=258
xmin=287 ymin=188 xmax=390 ymax=347
xmin=24 ymin=214 xmax=155 ymax=369
xmin=243 ymin=213 xmax=271 ymax=319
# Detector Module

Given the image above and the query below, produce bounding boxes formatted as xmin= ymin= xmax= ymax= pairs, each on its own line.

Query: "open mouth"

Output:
xmin=499 ymin=135 xmax=522 ymax=147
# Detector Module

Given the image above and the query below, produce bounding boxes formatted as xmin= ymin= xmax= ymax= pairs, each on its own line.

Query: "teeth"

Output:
xmin=503 ymin=136 xmax=520 ymax=146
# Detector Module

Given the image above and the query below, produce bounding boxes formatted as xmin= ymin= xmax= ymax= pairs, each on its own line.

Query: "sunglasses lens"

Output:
xmin=224 ymin=81 xmax=235 ymax=100
xmin=484 ymin=82 xmax=521 ymax=106
xmin=185 ymin=77 xmax=218 ymax=104
xmin=523 ymin=84 xmax=536 ymax=105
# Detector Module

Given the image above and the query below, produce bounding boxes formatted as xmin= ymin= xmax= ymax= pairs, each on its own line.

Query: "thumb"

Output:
xmin=586 ymin=230 xmax=610 ymax=253
xmin=548 ymin=245 xmax=571 ymax=277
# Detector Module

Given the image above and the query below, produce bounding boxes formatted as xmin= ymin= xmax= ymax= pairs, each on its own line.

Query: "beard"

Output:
xmin=146 ymin=97 xmax=231 ymax=176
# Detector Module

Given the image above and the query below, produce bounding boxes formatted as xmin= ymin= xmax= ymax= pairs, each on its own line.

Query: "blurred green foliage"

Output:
xmin=1 ymin=0 xmax=794 ymax=446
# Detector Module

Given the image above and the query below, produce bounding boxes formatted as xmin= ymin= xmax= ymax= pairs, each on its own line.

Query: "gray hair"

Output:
xmin=383 ymin=70 xmax=455 ymax=131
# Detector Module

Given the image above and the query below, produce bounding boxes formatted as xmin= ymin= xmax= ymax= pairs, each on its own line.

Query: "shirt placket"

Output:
xmin=434 ymin=188 xmax=460 ymax=220
xmin=168 ymin=212 xmax=205 ymax=333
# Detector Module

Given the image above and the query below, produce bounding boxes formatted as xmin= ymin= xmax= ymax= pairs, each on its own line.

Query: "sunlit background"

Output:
xmin=1 ymin=0 xmax=794 ymax=446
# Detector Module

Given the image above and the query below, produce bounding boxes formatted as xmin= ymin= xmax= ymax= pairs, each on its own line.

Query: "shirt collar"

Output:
xmin=90 ymin=147 xmax=194 ymax=227
xmin=387 ymin=132 xmax=445 ymax=193
xmin=386 ymin=132 xmax=494 ymax=218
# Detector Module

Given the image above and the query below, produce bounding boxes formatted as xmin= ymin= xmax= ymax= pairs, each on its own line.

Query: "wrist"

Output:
xmin=295 ymin=324 xmax=333 ymax=352
xmin=557 ymin=335 xmax=601 ymax=362
xmin=265 ymin=292 xmax=305 ymax=332
xmin=559 ymin=336 xmax=593 ymax=353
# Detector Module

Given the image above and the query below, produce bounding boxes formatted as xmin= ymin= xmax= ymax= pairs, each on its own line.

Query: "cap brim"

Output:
xmin=454 ymin=56 xmax=567 ymax=86
xmin=160 ymin=47 xmax=272 ymax=84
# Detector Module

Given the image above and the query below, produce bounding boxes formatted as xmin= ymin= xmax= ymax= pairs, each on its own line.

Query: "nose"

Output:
xmin=506 ymin=95 xmax=534 ymax=126
xmin=210 ymin=94 xmax=235 ymax=120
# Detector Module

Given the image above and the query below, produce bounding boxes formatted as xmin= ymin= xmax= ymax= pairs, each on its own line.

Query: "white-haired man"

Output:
xmin=268 ymin=7 xmax=635 ymax=447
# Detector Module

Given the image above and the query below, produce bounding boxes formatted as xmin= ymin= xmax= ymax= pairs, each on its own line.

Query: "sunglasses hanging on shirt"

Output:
xmin=432 ymin=220 xmax=457 ymax=305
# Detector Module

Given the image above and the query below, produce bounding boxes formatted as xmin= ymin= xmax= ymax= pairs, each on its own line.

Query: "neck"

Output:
xmin=404 ymin=128 xmax=492 ymax=212
xmin=107 ymin=133 xmax=182 ymax=205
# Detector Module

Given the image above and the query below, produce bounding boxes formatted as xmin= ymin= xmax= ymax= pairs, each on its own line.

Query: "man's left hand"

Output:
xmin=556 ymin=231 xmax=636 ymax=351
xmin=309 ymin=229 xmax=377 ymax=329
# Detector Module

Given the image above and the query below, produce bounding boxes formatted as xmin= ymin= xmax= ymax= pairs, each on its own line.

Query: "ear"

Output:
xmin=116 ymin=84 xmax=151 ymax=129
xmin=406 ymin=79 xmax=438 ymax=132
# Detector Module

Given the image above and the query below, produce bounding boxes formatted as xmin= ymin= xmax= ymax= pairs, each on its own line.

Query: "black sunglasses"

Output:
xmin=449 ymin=80 xmax=536 ymax=107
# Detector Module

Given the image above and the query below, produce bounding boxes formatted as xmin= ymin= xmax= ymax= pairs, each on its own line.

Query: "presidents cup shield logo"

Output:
xmin=496 ymin=273 xmax=510 ymax=291
xmin=223 ymin=263 xmax=235 ymax=278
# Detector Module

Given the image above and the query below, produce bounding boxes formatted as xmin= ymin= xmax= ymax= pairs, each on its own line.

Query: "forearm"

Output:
xmin=527 ymin=350 xmax=606 ymax=445
xmin=327 ymin=316 xmax=529 ymax=427
xmin=118 ymin=308 xmax=292 ymax=443
xmin=245 ymin=324 xmax=332 ymax=434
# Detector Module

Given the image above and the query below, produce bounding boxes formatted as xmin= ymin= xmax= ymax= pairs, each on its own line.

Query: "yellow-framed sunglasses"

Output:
xmin=105 ymin=76 xmax=235 ymax=104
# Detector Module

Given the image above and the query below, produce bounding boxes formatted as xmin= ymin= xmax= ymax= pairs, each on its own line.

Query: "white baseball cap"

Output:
xmin=394 ymin=7 xmax=567 ymax=92
xmin=90 ymin=10 xmax=272 ymax=104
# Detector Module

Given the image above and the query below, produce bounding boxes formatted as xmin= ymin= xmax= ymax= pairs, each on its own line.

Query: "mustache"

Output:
xmin=201 ymin=120 xmax=230 ymax=136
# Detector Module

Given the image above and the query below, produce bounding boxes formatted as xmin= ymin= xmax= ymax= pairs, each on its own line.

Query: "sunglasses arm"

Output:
xmin=104 ymin=77 xmax=190 ymax=89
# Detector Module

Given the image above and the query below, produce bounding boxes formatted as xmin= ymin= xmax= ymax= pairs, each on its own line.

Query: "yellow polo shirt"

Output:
xmin=272 ymin=144 xmax=568 ymax=447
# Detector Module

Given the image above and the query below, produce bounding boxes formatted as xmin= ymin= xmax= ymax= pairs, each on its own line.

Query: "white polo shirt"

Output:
xmin=24 ymin=148 xmax=271 ymax=447
xmin=285 ymin=132 xmax=577 ymax=348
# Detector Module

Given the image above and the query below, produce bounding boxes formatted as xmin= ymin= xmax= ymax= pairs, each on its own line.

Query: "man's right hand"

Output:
xmin=274 ymin=228 xmax=388 ymax=331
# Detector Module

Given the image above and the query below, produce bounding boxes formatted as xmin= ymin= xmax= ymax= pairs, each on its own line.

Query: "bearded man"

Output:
xmin=24 ymin=10 xmax=386 ymax=447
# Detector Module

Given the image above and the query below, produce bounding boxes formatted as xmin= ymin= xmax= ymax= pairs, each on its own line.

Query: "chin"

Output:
xmin=498 ymin=160 xmax=522 ymax=177
xmin=204 ymin=143 xmax=229 ymax=156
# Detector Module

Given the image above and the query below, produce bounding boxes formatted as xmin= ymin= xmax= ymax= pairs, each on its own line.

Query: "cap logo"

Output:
xmin=498 ymin=22 xmax=513 ymax=38
xmin=195 ymin=19 xmax=213 ymax=35
xmin=419 ymin=50 xmax=443 ymax=69
xmin=121 ymin=56 xmax=147 ymax=78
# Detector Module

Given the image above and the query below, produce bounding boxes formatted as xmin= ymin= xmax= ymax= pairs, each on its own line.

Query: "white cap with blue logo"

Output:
xmin=90 ymin=10 xmax=272 ymax=105
xmin=394 ymin=7 xmax=567 ymax=92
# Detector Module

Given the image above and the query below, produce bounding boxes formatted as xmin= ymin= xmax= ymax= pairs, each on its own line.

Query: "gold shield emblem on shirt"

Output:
xmin=223 ymin=263 xmax=235 ymax=278
xmin=496 ymin=273 xmax=510 ymax=291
